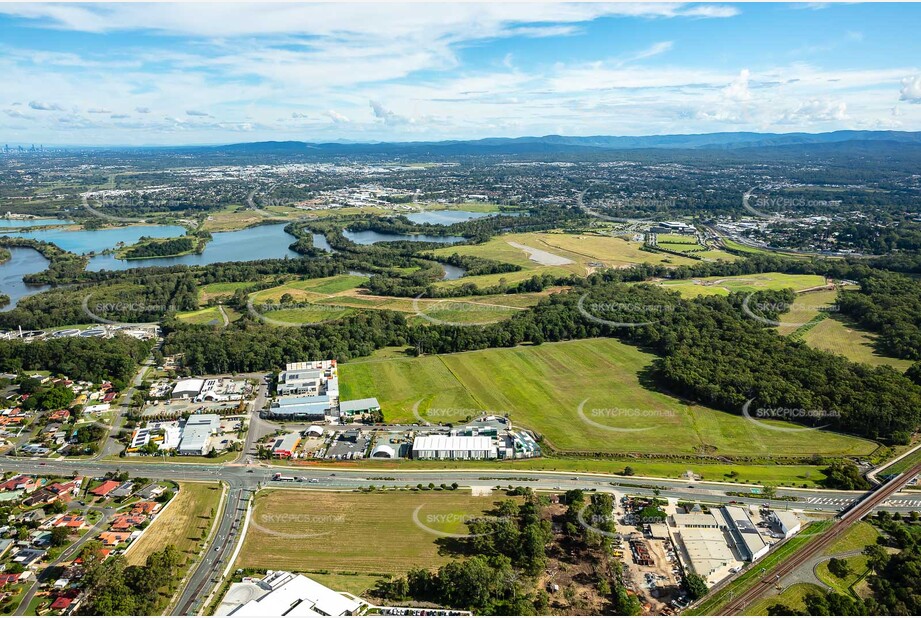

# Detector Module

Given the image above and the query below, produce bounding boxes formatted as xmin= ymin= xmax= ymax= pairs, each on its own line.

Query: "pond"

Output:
xmin=5 ymin=224 xmax=187 ymax=254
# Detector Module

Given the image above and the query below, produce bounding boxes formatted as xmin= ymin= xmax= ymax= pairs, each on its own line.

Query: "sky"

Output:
xmin=1 ymin=2 xmax=920 ymax=145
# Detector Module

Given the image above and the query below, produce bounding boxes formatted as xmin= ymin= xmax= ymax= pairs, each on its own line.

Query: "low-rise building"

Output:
xmin=225 ymin=571 xmax=361 ymax=616
xmin=411 ymin=435 xmax=497 ymax=460
xmin=178 ymin=414 xmax=220 ymax=455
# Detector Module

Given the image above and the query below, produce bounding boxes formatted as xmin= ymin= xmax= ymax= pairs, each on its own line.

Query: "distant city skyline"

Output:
xmin=1 ymin=2 xmax=920 ymax=145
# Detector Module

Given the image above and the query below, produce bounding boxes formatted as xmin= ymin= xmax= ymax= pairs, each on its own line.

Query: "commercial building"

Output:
xmin=770 ymin=511 xmax=802 ymax=539
xmin=277 ymin=360 xmax=337 ymax=396
xmin=339 ymin=397 xmax=380 ymax=417
xmin=272 ymin=433 xmax=301 ymax=458
xmin=267 ymin=394 xmax=333 ymax=420
xmin=411 ymin=435 xmax=497 ymax=460
xmin=178 ymin=414 xmax=220 ymax=455
xmin=172 ymin=378 xmax=205 ymax=399
xmin=226 ymin=571 xmax=361 ymax=617
xmin=720 ymin=506 xmax=769 ymax=562
xmin=672 ymin=526 xmax=737 ymax=584
xmin=671 ymin=512 xmax=720 ymax=529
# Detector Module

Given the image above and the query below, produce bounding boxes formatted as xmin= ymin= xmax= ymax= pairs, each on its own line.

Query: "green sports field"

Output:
xmin=339 ymin=338 xmax=875 ymax=457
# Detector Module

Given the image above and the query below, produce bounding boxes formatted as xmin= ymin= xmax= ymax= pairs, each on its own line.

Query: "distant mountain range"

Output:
xmin=210 ymin=131 xmax=921 ymax=156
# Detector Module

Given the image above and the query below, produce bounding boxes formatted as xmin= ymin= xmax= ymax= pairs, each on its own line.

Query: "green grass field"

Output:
xmin=125 ymin=481 xmax=223 ymax=566
xmin=340 ymin=338 xmax=875 ymax=457
xmin=656 ymin=272 xmax=828 ymax=299
xmin=235 ymin=489 xmax=515 ymax=575
xmin=801 ymin=315 xmax=914 ymax=371
xmin=743 ymin=583 xmax=826 ymax=615
xmin=175 ymin=306 xmax=224 ymax=325
xmin=301 ymin=456 xmax=828 ymax=487
xmin=776 ymin=289 xmax=840 ymax=336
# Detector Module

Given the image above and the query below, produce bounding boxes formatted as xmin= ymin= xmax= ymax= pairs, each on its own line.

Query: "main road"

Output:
xmin=2 ymin=454 xmax=918 ymax=616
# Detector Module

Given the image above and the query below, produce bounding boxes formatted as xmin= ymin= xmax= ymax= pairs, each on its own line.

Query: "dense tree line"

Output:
xmin=836 ymin=271 xmax=921 ymax=360
xmin=121 ymin=235 xmax=197 ymax=259
xmin=77 ymin=543 xmax=183 ymax=615
xmin=0 ymin=335 xmax=152 ymax=384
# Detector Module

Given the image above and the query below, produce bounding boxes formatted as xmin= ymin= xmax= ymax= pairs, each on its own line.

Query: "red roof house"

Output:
xmin=90 ymin=480 xmax=120 ymax=497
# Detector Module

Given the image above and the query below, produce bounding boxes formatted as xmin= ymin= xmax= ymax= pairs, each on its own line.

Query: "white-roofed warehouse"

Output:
xmin=411 ymin=435 xmax=497 ymax=460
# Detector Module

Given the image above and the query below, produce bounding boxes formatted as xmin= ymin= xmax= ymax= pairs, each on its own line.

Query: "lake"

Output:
xmin=405 ymin=210 xmax=493 ymax=225
xmin=343 ymin=230 xmax=466 ymax=245
xmin=87 ymin=224 xmax=300 ymax=271
xmin=0 ymin=224 xmax=302 ymax=307
xmin=6 ymin=224 xmax=187 ymax=254
xmin=0 ymin=218 xmax=73 ymax=228
xmin=0 ymin=247 xmax=52 ymax=311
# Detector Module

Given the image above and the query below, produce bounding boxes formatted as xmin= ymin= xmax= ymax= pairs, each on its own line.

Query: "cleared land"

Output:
xmin=743 ymin=583 xmax=826 ymax=615
xmin=235 ymin=489 xmax=514 ymax=576
xmin=175 ymin=306 xmax=225 ymax=325
xmin=340 ymin=338 xmax=875 ymax=457
xmin=430 ymin=231 xmax=701 ymax=290
xmin=246 ymin=274 xmax=555 ymax=325
xmin=125 ymin=481 xmax=223 ymax=566
xmin=654 ymin=272 xmax=828 ymax=299
xmin=801 ymin=315 xmax=913 ymax=371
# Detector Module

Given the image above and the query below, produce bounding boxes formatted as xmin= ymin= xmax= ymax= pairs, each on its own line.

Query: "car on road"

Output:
xmin=309 ymin=478 xmax=319 ymax=483
xmin=247 ymin=469 xmax=254 ymax=473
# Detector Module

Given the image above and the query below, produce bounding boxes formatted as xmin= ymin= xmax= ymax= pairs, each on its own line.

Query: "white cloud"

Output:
xmin=135 ymin=106 xmax=151 ymax=113
xmin=186 ymin=109 xmax=212 ymax=117
xmin=87 ymin=107 xmax=112 ymax=114
xmin=5 ymin=108 xmax=29 ymax=118
xmin=324 ymin=110 xmax=350 ymax=124
xmin=723 ymin=69 xmax=752 ymax=102
xmin=900 ymin=75 xmax=921 ymax=103
xmin=28 ymin=100 xmax=64 ymax=111
xmin=369 ymin=100 xmax=412 ymax=125
xmin=779 ymin=99 xmax=848 ymax=123
xmin=291 ymin=112 xmax=310 ymax=119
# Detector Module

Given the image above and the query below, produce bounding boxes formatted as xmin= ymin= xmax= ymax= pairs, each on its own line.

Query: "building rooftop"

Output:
xmin=339 ymin=397 xmax=380 ymax=414
xmin=229 ymin=571 xmax=360 ymax=617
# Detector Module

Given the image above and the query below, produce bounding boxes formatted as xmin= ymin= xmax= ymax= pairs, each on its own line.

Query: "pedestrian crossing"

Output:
xmin=803 ymin=496 xmax=921 ymax=508
xmin=804 ymin=497 xmax=857 ymax=506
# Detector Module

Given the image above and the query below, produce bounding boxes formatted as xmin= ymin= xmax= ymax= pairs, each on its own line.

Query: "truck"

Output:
xmin=272 ymin=473 xmax=295 ymax=482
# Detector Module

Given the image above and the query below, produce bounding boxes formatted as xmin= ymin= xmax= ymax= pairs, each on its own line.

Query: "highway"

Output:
xmin=717 ymin=460 xmax=921 ymax=615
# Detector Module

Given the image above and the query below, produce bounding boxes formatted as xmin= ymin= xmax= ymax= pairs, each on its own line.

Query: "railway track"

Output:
xmin=717 ymin=461 xmax=921 ymax=615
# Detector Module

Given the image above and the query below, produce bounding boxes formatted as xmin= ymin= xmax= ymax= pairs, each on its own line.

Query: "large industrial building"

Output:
xmin=277 ymin=360 xmax=338 ymax=396
xmin=269 ymin=360 xmax=339 ymax=419
xmin=224 ymin=571 xmax=361 ymax=616
xmin=339 ymin=397 xmax=380 ymax=417
xmin=177 ymin=414 xmax=220 ymax=455
xmin=172 ymin=378 xmax=205 ymax=399
xmin=411 ymin=435 xmax=497 ymax=460
xmin=266 ymin=394 xmax=333 ymax=420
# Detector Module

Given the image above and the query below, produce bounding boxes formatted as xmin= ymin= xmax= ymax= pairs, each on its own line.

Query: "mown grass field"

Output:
xmin=339 ymin=338 xmax=875 ymax=457
xmin=430 ymin=231 xmax=700 ymax=290
xmin=125 ymin=481 xmax=223 ymax=566
xmin=246 ymin=273 xmax=557 ymax=325
xmin=235 ymin=489 xmax=514 ymax=575
xmin=175 ymin=306 xmax=224 ymax=325
xmin=302 ymin=456 xmax=829 ymax=487
xmin=655 ymin=272 xmax=828 ymax=299
xmin=775 ymin=289 xmax=841 ymax=336
xmin=743 ymin=583 xmax=826 ymax=615
xmin=801 ymin=315 xmax=914 ymax=371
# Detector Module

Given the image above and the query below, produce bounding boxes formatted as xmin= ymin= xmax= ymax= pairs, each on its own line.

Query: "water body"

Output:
xmin=0 ymin=218 xmax=73 ymax=228
xmin=0 ymin=247 xmax=52 ymax=311
xmin=343 ymin=230 xmax=466 ymax=245
xmin=312 ymin=233 xmax=334 ymax=252
xmin=440 ymin=263 xmax=466 ymax=280
xmin=87 ymin=224 xmax=300 ymax=271
xmin=405 ymin=210 xmax=493 ymax=225
xmin=5 ymin=224 xmax=187 ymax=254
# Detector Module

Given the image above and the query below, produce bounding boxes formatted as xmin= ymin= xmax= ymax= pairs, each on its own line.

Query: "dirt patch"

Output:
xmin=507 ymin=241 xmax=574 ymax=266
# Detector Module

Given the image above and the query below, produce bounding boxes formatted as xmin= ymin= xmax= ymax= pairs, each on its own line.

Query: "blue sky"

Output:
xmin=1 ymin=2 xmax=919 ymax=145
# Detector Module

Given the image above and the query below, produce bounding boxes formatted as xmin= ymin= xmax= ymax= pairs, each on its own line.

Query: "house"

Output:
xmin=135 ymin=484 xmax=165 ymax=500
xmin=18 ymin=508 xmax=46 ymax=524
xmin=51 ymin=514 xmax=86 ymax=529
xmin=110 ymin=481 xmax=135 ymax=499
xmin=110 ymin=514 xmax=147 ymax=531
xmin=0 ymin=475 xmax=40 ymax=493
xmin=97 ymin=531 xmax=131 ymax=547
xmin=0 ymin=573 xmax=22 ymax=585
xmin=11 ymin=548 xmax=46 ymax=568
xmin=48 ymin=409 xmax=70 ymax=422
xmin=90 ymin=480 xmax=120 ymax=497
xmin=130 ymin=501 xmax=161 ymax=516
